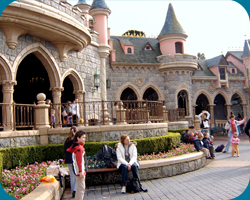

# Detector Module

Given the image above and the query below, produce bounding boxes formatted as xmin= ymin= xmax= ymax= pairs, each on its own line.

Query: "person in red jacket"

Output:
xmin=67 ymin=130 xmax=87 ymax=199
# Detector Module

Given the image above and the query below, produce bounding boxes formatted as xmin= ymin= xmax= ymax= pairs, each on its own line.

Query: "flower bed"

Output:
xmin=1 ymin=143 xmax=196 ymax=199
xmin=2 ymin=161 xmax=52 ymax=199
xmin=138 ymin=143 xmax=196 ymax=161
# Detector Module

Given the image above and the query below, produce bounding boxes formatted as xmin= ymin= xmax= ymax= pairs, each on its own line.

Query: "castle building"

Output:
xmin=0 ymin=0 xmax=249 ymax=130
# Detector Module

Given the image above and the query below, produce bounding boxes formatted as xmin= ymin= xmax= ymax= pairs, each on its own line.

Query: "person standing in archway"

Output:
xmin=72 ymin=98 xmax=80 ymax=126
xmin=198 ymin=110 xmax=210 ymax=135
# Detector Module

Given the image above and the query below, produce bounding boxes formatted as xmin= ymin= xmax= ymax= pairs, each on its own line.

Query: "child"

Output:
xmin=67 ymin=131 xmax=87 ymax=200
xmin=51 ymin=109 xmax=55 ymax=128
xmin=202 ymin=132 xmax=215 ymax=158
xmin=231 ymin=132 xmax=240 ymax=157
xmin=67 ymin=112 xmax=73 ymax=127
xmin=193 ymin=132 xmax=211 ymax=159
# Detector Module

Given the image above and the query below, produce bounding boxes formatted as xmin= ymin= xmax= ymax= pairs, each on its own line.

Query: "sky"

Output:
xmin=65 ymin=0 xmax=250 ymax=59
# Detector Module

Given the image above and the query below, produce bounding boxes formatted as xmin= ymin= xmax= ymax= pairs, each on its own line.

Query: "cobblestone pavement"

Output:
xmin=62 ymin=134 xmax=250 ymax=200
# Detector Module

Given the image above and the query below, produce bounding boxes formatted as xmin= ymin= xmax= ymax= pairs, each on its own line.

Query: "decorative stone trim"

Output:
xmin=0 ymin=0 xmax=91 ymax=62
xmin=111 ymin=62 xmax=160 ymax=72
xmin=136 ymin=77 xmax=144 ymax=86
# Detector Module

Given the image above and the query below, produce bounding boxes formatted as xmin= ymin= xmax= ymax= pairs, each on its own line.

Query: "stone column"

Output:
xmin=225 ymin=104 xmax=232 ymax=119
xmin=241 ymin=103 xmax=247 ymax=117
xmin=98 ymin=44 xmax=110 ymax=125
xmin=35 ymin=93 xmax=50 ymax=145
xmin=51 ymin=87 xmax=64 ymax=127
xmin=208 ymin=104 xmax=215 ymax=128
xmin=98 ymin=44 xmax=110 ymax=101
xmin=2 ymin=80 xmax=16 ymax=131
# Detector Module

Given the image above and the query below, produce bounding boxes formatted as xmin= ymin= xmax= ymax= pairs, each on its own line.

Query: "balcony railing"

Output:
xmin=0 ymin=101 xmax=186 ymax=131
xmin=0 ymin=103 xmax=36 ymax=131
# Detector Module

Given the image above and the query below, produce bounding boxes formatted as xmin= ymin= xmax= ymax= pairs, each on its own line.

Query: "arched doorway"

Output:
xmin=120 ymin=88 xmax=137 ymax=100
xmin=143 ymin=87 xmax=158 ymax=101
xmin=214 ymin=94 xmax=227 ymax=120
xmin=231 ymin=93 xmax=243 ymax=117
xmin=178 ymin=90 xmax=189 ymax=116
xmin=61 ymin=76 xmax=74 ymax=103
xmin=14 ymin=53 xmax=51 ymax=104
xmin=195 ymin=94 xmax=209 ymax=115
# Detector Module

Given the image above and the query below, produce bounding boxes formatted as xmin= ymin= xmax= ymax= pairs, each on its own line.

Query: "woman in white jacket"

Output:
xmin=116 ymin=134 xmax=140 ymax=194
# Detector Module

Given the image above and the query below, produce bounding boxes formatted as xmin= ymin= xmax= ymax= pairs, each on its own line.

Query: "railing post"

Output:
xmin=116 ymin=101 xmax=127 ymax=125
xmin=194 ymin=115 xmax=201 ymax=132
xmin=162 ymin=105 xmax=168 ymax=122
xmin=35 ymin=93 xmax=50 ymax=145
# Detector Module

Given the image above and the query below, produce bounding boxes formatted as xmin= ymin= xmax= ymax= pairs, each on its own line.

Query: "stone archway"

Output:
xmin=116 ymin=82 xmax=141 ymax=101
xmin=61 ymin=69 xmax=85 ymax=103
xmin=12 ymin=43 xmax=61 ymax=90
xmin=175 ymin=83 xmax=191 ymax=117
xmin=141 ymin=82 xmax=164 ymax=101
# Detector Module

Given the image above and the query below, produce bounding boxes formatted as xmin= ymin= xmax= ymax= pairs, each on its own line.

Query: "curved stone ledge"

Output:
xmin=20 ymin=152 xmax=211 ymax=200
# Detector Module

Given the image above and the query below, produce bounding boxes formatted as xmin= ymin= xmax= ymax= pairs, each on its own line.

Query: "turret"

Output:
xmin=157 ymin=3 xmax=187 ymax=58
xmin=74 ymin=0 xmax=91 ymax=28
xmin=89 ymin=0 xmax=111 ymax=44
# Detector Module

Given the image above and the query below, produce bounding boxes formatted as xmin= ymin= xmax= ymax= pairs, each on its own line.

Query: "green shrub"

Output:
xmin=0 ymin=153 xmax=2 ymax=181
xmin=0 ymin=132 xmax=180 ymax=170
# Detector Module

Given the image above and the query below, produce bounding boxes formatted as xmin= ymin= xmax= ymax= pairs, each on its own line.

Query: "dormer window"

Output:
xmin=143 ymin=42 xmax=154 ymax=51
xmin=219 ymin=67 xmax=226 ymax=80
xmin=232 ymin=68 xmax=235 ymax=74
xmin=127 ymin=48 xmax=132 ymax=54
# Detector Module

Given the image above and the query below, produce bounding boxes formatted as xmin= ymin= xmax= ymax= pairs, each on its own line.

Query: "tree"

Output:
xmin=197 ymin=52 xmax=206 ymax=60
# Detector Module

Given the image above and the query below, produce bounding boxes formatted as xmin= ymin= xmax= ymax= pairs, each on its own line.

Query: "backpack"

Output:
xmin=215 ymin=144 xmax=225 ymax=152
xmin=181 ymin=130 xmax=189 ymax=143
xmin=126 ymin=178 xmax=141 ymax=194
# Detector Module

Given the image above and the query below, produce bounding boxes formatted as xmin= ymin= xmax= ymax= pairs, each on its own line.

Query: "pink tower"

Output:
xmin=157 ymin=3 xmax=187 ymax=58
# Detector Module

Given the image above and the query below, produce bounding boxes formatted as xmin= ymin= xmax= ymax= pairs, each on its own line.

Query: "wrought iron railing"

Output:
xmin=167 ymin=108 xmax=185 ymax=122
xmin=0 ymin=101 xmax=186 ymax=131
xmin=0 ymin=103 xmax=36 ymax=130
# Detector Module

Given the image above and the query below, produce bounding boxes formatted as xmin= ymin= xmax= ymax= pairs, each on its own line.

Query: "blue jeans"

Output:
xmin=119 ymin=163 xmax=140 ymax=187
xmin=67 ymin=164 xmax=76 ymax=195
xmin=224 ymin=129 xmax=235 ymax=152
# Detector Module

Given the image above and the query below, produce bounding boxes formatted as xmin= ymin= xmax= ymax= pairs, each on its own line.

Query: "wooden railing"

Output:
xmin=167 ymin=108 xmax=185 ymax=122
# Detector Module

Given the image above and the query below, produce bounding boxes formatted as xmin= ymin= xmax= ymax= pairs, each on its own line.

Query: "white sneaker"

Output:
xmin=237 ymin=155 xmax=240 ymax=157
xmin=121 ymin=186 xmax=126 ymax=194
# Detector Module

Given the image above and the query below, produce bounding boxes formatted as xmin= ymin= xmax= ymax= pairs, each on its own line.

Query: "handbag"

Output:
xmin=126 ymin=178 xmax=141 ymax=194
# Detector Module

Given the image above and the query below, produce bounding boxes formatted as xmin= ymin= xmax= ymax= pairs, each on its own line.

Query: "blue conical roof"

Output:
xmin=242 ymin=40 xmax=250 ymax=57
xmin=89 ymin=0 xmax=110 ymax=11
xmin=159 ymin=3 xmax=186 ymax=36
xmin=76 ymin=0 xmax=88 ymax=5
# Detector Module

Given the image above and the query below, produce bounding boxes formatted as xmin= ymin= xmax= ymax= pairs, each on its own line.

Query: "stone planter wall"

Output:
xmin=86 ymin=152 xmax=210 ymax=186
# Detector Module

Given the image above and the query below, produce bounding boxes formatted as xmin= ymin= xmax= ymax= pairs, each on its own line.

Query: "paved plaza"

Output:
xmin=62 ymin=135 xmax=250 ymax=200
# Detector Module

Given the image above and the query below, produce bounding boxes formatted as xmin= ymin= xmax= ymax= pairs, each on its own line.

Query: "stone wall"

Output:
xmin=85 ymin=152 xmax=210 ymax=186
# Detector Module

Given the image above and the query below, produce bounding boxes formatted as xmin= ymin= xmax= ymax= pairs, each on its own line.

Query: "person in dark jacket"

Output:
xmin=244 ymin=118 xmax=250 ymax=142
xmin=64 ymin=126 xmax=77 ymax=198
xmin=193 ymin=132 xmax=211 ymax=159
xmin=202 ymin=132 xmax=215 ymax=158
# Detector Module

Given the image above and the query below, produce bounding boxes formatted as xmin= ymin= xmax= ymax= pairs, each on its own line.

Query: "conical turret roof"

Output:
xmin=242 ymin=39 xmax=250 ymax=57
xmin=76 ymin=0 xmax=88 ymax=5
xmin=89 ymin=0 xmax=110 ymax=11
xmin=158 ymin=3 xmax=186 ymax=37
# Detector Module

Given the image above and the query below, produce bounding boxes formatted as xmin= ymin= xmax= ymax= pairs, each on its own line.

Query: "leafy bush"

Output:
xmin=0 ymin=132 xmax=180 ymax=171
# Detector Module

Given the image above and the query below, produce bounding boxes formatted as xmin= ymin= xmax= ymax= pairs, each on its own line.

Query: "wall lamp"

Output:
xmin=92 ymin=68 xmax=100 ymax=93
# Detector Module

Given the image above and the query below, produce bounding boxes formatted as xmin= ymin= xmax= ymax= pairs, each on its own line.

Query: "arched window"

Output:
xmin=127 ymin=48 xmax=132 ymax=54
xmin=175 ymin=42 xmax=183 ymax=53
xmin=178 ymin=90 xmax=189 ymax=116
